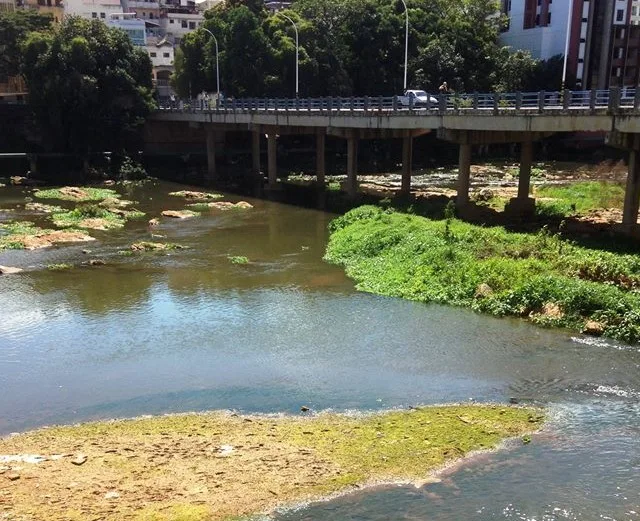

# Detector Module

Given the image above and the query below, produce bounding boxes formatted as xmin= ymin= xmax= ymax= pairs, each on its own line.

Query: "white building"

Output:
xmin=65 ymin=0 xmax=124 ymax=21
xmin=161 ymin=11 xmax=204 ymax=45
xmin=500 ymin=0 xmax=572 ymax=60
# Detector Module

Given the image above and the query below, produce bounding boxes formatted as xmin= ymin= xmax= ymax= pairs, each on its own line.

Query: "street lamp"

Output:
xmin=281 ymin=14 xmax=299 ymax=97
xmin=561 ymin=0 xmax=574 ymax=90
xmin=400 ymin=0 xmax=408 ymax=91
xmin=202 ymin=27 xmax=220 ymax=101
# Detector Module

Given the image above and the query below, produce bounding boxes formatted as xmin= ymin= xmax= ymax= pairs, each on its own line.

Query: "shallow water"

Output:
xmin=1 ymin=179 xmax=639 ymax=520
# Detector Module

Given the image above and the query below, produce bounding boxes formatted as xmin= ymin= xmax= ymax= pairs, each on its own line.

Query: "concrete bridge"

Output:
xmin=149 ymin=89 xmax=640 ymax=230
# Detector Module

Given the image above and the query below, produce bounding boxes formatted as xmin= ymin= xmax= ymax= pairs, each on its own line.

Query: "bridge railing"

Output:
xmin=157 ymin=88 xmax=638 ymax=115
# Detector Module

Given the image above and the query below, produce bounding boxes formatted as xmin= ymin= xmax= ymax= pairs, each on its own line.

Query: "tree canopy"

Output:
xmin=21 ymin=16 xmax=155 ymax=155
xmin=0 ymin=10 xmax=52 ymax=79
xmin=171 ymin=0 xmax=562 ymax=98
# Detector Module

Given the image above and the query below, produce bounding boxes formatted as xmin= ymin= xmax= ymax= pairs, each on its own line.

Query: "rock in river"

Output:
xmin=0 ymin=266 xmax=23 ymax=275
xmin=161 ymin=210 xmax=198 ymax=219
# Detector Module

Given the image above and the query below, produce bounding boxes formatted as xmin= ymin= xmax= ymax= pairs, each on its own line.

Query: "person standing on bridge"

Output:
xmin=439 ymin=82 xmax=449 ymax=94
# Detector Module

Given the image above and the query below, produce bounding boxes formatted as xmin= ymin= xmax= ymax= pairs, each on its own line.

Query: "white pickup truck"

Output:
xmin=397 ymin=89 xmax=439 ymax=108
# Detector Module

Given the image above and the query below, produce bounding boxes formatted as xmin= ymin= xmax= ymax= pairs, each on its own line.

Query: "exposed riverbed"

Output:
xmin=1 ymin=179 xmax=639 ymax=520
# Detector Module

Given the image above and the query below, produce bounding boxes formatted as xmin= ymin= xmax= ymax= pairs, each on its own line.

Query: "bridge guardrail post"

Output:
xmin=589 ymin=90 xmax=596 ymax=112
xmin=392 ymin=96 xmax=398 ymax=112
xmin=515 ymin=92 xmax=522 ymax=111
xmin=538 ymin=91 xmax=545 ymax=113
xmin=608 ymin=87 xmax=620 ymax=114
xmin=409 ymin=95 xmax=414 ymax=111
xmin=493 ymin=93 xmax=500 ymax=114
xmin=378 ymin=95 xmax=383 ymax=113
xmin=350 ymin=97 xmax=355 ymax=114
xmin=364 ymin=96 xmax=369 ymax=113
xmin=563 ymin=89 xmax=571 ymax=111
xmin=634 ymin=88 xmax=640 ymax=111
xmin=438 ymin=94 xmax=446 ymax=114
xmin=473 ymin=92 xmax=479 ymax=111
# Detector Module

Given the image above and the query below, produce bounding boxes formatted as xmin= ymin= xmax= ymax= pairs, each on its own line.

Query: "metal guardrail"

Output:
xmin=156 ymin=88 xmax=640 ymax=115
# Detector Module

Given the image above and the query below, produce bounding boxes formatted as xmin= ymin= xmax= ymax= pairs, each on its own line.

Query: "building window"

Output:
xmin=535 ymin=14 xmax=540 ymax=26
xmin=149 ymin=12 xmax=153 ymax=18
xmin=169 ymin=18 xmax=174 ymax=23
xmin=189 ymin=21 xmax=195 ymax=29
xmin=580 ymin=37 xmax=586 ymax=42
xmin=92 ymin=11 xmax=97 ymax=17
xmin=547 ymin=12 xmax=551 ymax=24
xmin=617 ymin=47 xmax=624 ymax=59
xmin=578 ymin=58 xmax=584 ymax=63
xmin=150 ymin=52 xmax=157 ymax=57
xmin=163 ymin=52 xmax=170 ymax=58
xmin=181 ymin=20 xmax=187 ymax=28
xmin=582 ymin=17 xmax=587 ymax=22
xmin=100 ymin=12 xmax=105 ymax=18
xmin=633 ymin=6 xmax=638 ymax=15
xmin=617 ymin=9 xmax=624 ymax=22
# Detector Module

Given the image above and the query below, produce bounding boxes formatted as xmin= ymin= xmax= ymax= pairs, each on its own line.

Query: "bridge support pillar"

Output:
xmin=267 ymin=130 xmax=277 ymax=189
xmin=623 ymin=148 xmax=640 ymax=227
xmin=346 ymin=136 xmax=358 ymax=198
xmin=505 ymin=140 xmax=536 ymax=219
xmin=205 ymin=128 xmax=217 ymax=182
xmin=316 ymin=133 xmax=326 ymax=187
xmin=456 ymin=143 xmax=472 ymax=209
xmin=252 ymin=130 xmax=261 ymax=180
xmin=28 ymin=154 xmax=37 ymax=176
xmin=400 ymin=135 xmax=413 ymax=196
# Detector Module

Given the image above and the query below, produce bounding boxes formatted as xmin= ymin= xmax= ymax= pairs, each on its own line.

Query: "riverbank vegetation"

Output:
xmin=34 ymin=187 xmax=120 ymax=202
xmin=325 ymin=205 xmax=640 ymax=344
xmin=0 ymin=405 xmax=541 ymax=521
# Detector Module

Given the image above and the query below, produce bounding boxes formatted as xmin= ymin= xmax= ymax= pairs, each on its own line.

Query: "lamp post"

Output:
xmin=281 ymin=14 xmax=299 ymax=97
xmin=202 ymin=27 xmax=220 ymax=101
xmin=400 ymin=0 xmax=408 ymax=90
xmin=561 ymin=0 xmax=574 ymax=90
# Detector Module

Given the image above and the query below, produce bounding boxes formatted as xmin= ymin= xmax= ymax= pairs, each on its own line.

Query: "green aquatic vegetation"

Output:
xmin=52 ymin=205 xmax=125 ymax=230
xmin=185 ymin=203 xmax=214 ymax=211
xmin=34 ymin=187 xmax=120 ymax=202
xmin=169 ymin=190 xmax=224 ymax=200
xmin=325 ymin=206 xmax=640 ymax=344
xmin=47 ymin=263 xmax=72 ymax=271
xmin=228 ymin=255 xmax=249 ymax=264
xmin=130 ymin=242 xmax=186 ymax=251
xmin=535 ymin=181 xmax=625 ymax=214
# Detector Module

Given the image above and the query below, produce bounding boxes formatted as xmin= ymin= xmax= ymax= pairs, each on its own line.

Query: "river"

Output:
xmin=0 ymin=179 xmax=638 ymax=520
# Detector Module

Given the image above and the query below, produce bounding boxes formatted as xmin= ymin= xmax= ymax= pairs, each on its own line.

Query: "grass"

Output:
xmin=228 ymin=255 xmax=249 ymax=264
xmin=52 ymin=204 xmax=125 ymax=230
xmin=34 ymin=187 xmax=120 ymax=202
xmin=0 ymin=405 xmax=542 ymax=521
xmin=534 ymin=181 xmax=625 ymax=214
xmin=325 ymin=205 xmax=640 ymax=344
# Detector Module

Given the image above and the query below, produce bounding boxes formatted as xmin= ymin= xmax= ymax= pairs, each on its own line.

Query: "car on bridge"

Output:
xmin=397 ymin=89 xmax=438 ymax=108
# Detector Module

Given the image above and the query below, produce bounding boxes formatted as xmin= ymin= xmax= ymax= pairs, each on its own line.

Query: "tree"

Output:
xmin=0 ymin=10 xmax=52 ymax=79
xmin=493 ymin=47 xmax=540 ymax=92
xmin=22 ymin=16 xmax=155 ymax=156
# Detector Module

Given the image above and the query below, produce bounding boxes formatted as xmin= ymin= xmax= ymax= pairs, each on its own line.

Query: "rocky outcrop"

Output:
xmin=0 ymin=266 xmax=23 ymax=275
xmin=161 ymin=210 xmax=198 ymax=219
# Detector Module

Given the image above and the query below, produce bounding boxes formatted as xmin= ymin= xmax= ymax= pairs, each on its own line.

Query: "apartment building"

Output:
xmin=501 ymin=0 xmax=640 ymax=89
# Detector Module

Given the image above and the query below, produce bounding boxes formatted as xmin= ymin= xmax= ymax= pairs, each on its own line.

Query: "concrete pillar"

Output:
xmin=205 ymin=127 xmax=217 ymax=181
xmin=400 ymin=135 xmax=413 ymax=196
xmin=456 ymin=143 xmax=472 ymax=208
xmin=346 ymin=136 xmax=358 ymax=198
xmin=517 ymin=140 xmax=533 ymax=199
xmin=505 ymin=140 xmax=536 ymax=219
xmin=623 ymin=149 xmax=640 ymax=226
xmin=267 ymin=130 xmax=277 ymax=188
xmin=252 ymin=130 xmax=261 ymax=180
xmin=28 ymin=155 xmax=37 ymax=176
xmin=316 ymin=133 xmax=326 ymax=187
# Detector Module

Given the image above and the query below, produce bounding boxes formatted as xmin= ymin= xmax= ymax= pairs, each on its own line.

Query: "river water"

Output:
xmin=0 ymin=179 xmax=638 ymax=520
